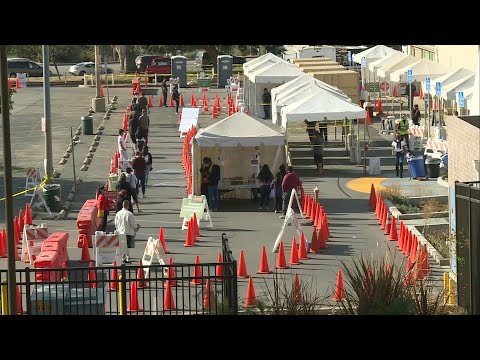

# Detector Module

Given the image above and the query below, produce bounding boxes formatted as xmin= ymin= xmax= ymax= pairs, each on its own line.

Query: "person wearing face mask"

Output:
xmin=391 ymin=132 xmax=407 ymax=178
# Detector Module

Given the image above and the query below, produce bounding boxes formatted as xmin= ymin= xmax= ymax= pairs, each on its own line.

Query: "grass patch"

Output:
xmin=424 ymin=231 xmax=451 ymax=258
xmin=392 ymin=196 xmax=421 ymax=214
xmin=379 ymin=185 xmax=402 ymax=201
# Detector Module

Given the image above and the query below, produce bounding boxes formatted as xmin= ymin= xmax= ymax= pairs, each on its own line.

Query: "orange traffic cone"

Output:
xmin=388 ymin=216 xmax=398 ymax=241
xmin=366 ymin=109 xmax=371 ymax=125
xmin=137 ymin=259 xmax=147 ymax=289
xmin=333 ymin=269 xmax=346 ymax=301
xmin=80 ymin=234 xmax=92 ymax=262
xmin=167 ymin=257 xmax=177 ymax=287
xmin=158 ymin=227 xmax=168 ymax=253
xmin=16 ymin=78 xmax=20 ymax=89
xmin=190 ymin=94 xmax=196 ymax=107
xmin=276 ymin=241 xmax=289 ymax=269
xmin=180 ymin=94 xmax=185 ymax=107
xmin=109 ymin=261 xmax=119 ymax=292
xmin=298 ymin=233 xmax=309 ymax=260
xmin=24 ymin=203 xmax=33 ymax=226
xmin=100 ymin=87 xmax=104 ymax=97
xmin=243 ymin=276 xmax=256 ymax=308
xmin=369 ymin=184 xmax=376 ymax=209
xmin=384 ymin=211 xmax=391 ymax=235
xmin=418 ymin=86 xmax=423 ymax=99
xmin=16 ymin=285 xmax=23 ymax=314
xmin=128 ymin=281 xmax=142 ymax=312
xmin=191 ymin=255 xmax=203 ymax=285
xmin=303 ymin=195 xmax=310 ymax=215
xmin=289 ymin=237 xmax=301 ymax=265
xmin=257 ymin=245 xmax=271 ymax=274
xmin=377 ymin=97 xmax=383 ymax=114
xmin=147 ymin=95 xmax=152 ymax=108
xmin=18 ymin=209 xmax=24 ymax=236
xmin=380 ymin=204 xmax=387 ymax=230
xmin=184 ymin=225 xmax=194 ymax=247
xmin=292 ymin=273 xmax=301 ymax=304
xmin=88 ymin=262 xmax=97 ymax=289
xmin=237 ymin=250 xmax=248 ymax=278
xmin=215 ymin=253 xmax=223 ymax=281
xmin=163 ymin=280 xmax=175 ymax=311
xmin=398 ymin=222 xmax=405 ymax=250
xmin=309 ymin=229 xmax=320 ymax=253
xmin=13 ymin=216 xmax=19 ymax=245
xmin=0 ymin=229 xmax=6 ymax=258
xmin=203 ymin=279 xmax=214 ymax=310
xmin=169 ymin=96 xmax=174 ymax=107
xmin=375 ymin=193 xmax=381 ymax=219
xmin=192 ymin=212 xmax=200 ymax=237
xmin=393 ymin=85 xmax=398 ymax=97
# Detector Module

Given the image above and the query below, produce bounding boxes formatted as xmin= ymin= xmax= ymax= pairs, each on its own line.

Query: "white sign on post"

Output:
xmin=178 ymin=107 xmax=200 ymax=136
xmin=17 ymin=73 xmax=27 ymax=88
xmin=272 ymin=188 xmax=307 ymax=253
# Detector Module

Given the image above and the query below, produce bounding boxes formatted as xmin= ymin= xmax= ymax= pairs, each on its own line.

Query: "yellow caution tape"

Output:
xmin=0 ymin=178 xmax=48 ymax=202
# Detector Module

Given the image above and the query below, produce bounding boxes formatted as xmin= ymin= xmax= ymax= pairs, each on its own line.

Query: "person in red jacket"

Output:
xmin=96 ymin=184 xmax=109 ymax=232
xmin=280 ymin=166 xmax=302 ymax=219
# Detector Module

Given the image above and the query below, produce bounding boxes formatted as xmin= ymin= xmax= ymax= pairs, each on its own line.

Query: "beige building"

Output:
xmin=406 ymin=45 xmax=479 ymax=72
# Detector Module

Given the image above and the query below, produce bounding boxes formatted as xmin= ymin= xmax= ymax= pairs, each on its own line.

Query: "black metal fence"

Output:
xmin=455 ymin=181 xmax=480 ymax=314
xmin=0 ymin=259 xmax=238 ymax=315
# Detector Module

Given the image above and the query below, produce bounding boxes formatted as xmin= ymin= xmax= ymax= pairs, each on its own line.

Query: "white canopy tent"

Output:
xmin=376 ymin=54 xmax=418 ymax=80
xmin=192 ymin=112 xmax=286 ymax=199
xmin=246 ymin=61 xmax=304 ymax=117
xmin=243 ymin=52 xmax=281 ymax=74
xmin=280 ymin=90 xmax=366 ymax=127
xmin=441 ymin=73 xmax=476 ymax=100
xmin=368 ymin=51 xmax=408 ymax=74
xmin=389 ymin=58 xmax=452 ymax=83
xmin=419 ymin=68 xmax=474 ymax=94
xmin=352 ymin=45 xmax=398 ymax=64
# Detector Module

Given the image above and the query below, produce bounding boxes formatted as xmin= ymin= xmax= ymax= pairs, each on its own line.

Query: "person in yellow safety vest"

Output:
xmin=396 ymin=116 xmax=410 ymax=150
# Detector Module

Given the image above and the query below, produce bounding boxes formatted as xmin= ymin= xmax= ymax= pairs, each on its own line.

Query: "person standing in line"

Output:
xmin=262 ymin=88 xmax=271 ymax=119
xmin=319 ymin=117 xmax=328 ymax=143
xmin=279 ymin=164 xmax=287 ymax=179
xmin=411 ymin=104 xmax=421 ymax=126
xmin=392 ymin=133 xmax=407 ymax=178
xmin=396 ymin=115 xmax=410 ymax=151
xmin=118 ymin=129 xmax=128 ymax=167
xmin=129 ymin=104 xmax=140 ymax=146
xmin=116 ymin=173 xmax=138 ymax=213
xmin=142 ymin=145 xmax=153 ymax=187
xmin=280 ymin=166 xmax=302 ymax=219
xmin=313 ymin=130 xmax=325 ymax=175
xmin=199 ymin=157 xmax=211 ymax=200
xmin=132 ymin=151 xmax=147 ymax=198
xmin=172 ymin=85 xmax=180 ymax=114
xmin=96 ymin=185 xmax=109 ymax=232
xmin=139 ymin=108 xmax=150 ymax=145
xmin=271 ymin=171 xmax=283 ymax=214
xmin=161 ymin=78 xmax=169 ymax=107
xmin=304 ymin=119 xmax=316 ymax=144
xmin=115 ymin=200 xmax=140 ymax=263
xmin=137 ymin=91 xmax=149 ymax=114
xmin=125 ymin=167 xmax=138 ymax=201
xmin=257 ymin=164 xmax=274 ymax=211
xmin=205 ymin=158 xmax=220 ymax=211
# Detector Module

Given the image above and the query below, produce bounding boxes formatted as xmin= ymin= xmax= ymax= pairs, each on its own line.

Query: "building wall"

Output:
xmin=435 ymin=45 xmax=479 ymax=72
xmin=446 ymin=115 xmax=480 ymax=186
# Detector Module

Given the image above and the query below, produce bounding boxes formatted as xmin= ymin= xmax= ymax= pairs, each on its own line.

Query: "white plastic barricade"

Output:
xmin=25 ymin=167 xmax=40 ymax=198
xmin=93 ymin=231 xmax=127 ymax=266
xmin=21 ymin=224 xmax=48 ymax=264
xmin=141 ymin=237 xmax=167 ymax=278
xmin=178 ymin=107 xmax=199 ymax=137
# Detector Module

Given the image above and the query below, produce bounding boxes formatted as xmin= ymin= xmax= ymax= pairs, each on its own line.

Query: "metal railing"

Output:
xmin=0 ymin=258 xmax=237 ymax=315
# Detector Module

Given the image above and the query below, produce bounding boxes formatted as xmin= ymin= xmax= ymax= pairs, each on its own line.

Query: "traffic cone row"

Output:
xmin=369 ymin=184 xmax=377 ymax=210
xmin=216 ymin=253 xmax=223 ymax=281
xmin=158 ymin=95 xmax=164 ymax=107
xmin=333 ymin=269 xmax=346 ymax=301
xmin=191 ymin=255 xmax=203 ymax=285
xmin=158 ymin=227 xmax=168 ymax=254
xmin=418 ymin=86 xmax=423 ymax=99
xmin=180 ymin=94 xmax=185 ymax=107
xmin=88 ymin=262 xmax=97 ymax=289
xmin=147 ymin=95 xmax=153 ymax=108
xmin=137 ymin=259 xmax=147 ymax=289
xmin=237 ymin=250 xmax=248 ymax=278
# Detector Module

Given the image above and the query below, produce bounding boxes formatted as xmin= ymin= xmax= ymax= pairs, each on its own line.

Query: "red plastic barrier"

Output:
xmin=76 ymin=199 xmax=102 ymax=248
xmin=33 ymin=251 xmax=62 ymax=282
xmin=41 ymin=232 xmax=69 ymax=265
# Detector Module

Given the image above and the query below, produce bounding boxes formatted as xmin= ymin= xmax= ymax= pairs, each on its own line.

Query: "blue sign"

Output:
xmin=458 ymin=91 xmax=465 ymax=108
xmin=361 ymin=57 xmax=366 ymax=68
xmin=347 ymin=51 xmax=352 ymax=63
xmin=407 ymin=69 xmax=413 ymax=83
xmin=425 ymin=77 xmax=431 ymax=92
xmin=435 ymin=82 xmax=442 ymax=96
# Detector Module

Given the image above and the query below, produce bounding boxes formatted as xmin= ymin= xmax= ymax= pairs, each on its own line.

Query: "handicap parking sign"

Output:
xmin=425 ymin=77 xmax=431 ymax=92
xmin=407 ymin=69 xmax=413 ymax=83
xmin=435 ymin=82 xmax=442 ymax=96
xmin=458 ymin=91 xmax=465 ymax=108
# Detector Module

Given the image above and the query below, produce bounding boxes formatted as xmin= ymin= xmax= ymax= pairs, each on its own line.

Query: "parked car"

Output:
xmin=194 ymin=51 xmax=246 ymax=69
xmin=7 ymin=58 xmax=52 ymax=78
xmin=69 ymin=62 xmax=113 ymax=76
xmin=145 ymin=57 xmax=171 ymax=75
xmin=135 ymin=55 xmax=164 ymax=73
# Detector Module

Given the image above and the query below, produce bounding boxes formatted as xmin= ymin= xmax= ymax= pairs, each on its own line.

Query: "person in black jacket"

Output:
xmin=161 ymin=78 xmax=168 ymax=107
xmin=262 ymin=88 xmax=271 ymax=119
xmin=172 ymin=85 xmax=180 ymax=114
xmin=205 ymin=158 xmax=220 ymax=211
xmin=129 ymin=104 xmax=141 ymax=145
xmin=116 ymin=173 xmax=139 ymax=213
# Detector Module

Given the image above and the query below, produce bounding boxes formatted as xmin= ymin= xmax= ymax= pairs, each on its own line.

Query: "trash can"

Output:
xmin=81 ymin=115 xmax=94 ymax=135
xmin=425 ymin=158 xmax=441 ymax=178
xmin=30 ymin=284 xmax=69 ymax=315
xmin=43 ymin=184 xmax=62 ymax=212
xmin=64 ymin=287 xmax=107 ymax=315
xmin=407 ymin=156 xmax=426 ymax=178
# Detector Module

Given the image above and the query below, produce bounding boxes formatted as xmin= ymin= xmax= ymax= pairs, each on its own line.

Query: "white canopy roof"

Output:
xmin=271 ymin=74 xmax=348 ymax=105
xmin=441 ymin=73 xmax=476 ymax=100
xmin=376 ymin=55 xmax=418 ymax=79
xmin=243 ymin=53 xmax=282 ymax=74
xmin=420 ymin=68 xmax=474 ymax=93
xmin=352 ymin=45 xmax=397 ymax=64
xmin=390 ymin=59 xmax=451 ymax=82
xmin=280 ymin=91 xmax=366 ymax=125
xmin=249 ymin=61 xmax=304 ymax=83
xmin=368 ymin=51 xmax=408 ymax=73
xmin=194 ymin=112 xmax=285 ymax=147
xmin=244 ymin=55 xmax=284 ymax=77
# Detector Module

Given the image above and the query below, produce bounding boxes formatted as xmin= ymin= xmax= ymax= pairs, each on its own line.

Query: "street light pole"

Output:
xmin=43 ymin=45 xmax=53 ymax=180
xmin=0 ymin=45 xmax=17 ymax=315
xmin=92 ymin=45 xmax=105 ymax=112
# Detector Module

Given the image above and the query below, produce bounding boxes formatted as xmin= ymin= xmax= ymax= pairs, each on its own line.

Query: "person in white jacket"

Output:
xmin=115 ymin=200 xmax=140 ymax=263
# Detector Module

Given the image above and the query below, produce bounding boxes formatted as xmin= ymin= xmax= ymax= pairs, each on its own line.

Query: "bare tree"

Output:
xmin=114 ymin=45 xmax=126 ymax=71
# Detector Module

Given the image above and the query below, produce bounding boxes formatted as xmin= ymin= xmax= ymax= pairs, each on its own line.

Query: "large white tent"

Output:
xmin=280 ymin=90 xmax=366 ymax=126
xmin=376 ymin=54 xmax=418 ymax=80
xmin=389 ymin=58 xmax=451 ymax=82
xmin=441 ymin=73 xmax=476 ymax=100
xmin=419 ymin=67 xmax=474 ymax=94
xmin=368 ymin=51 xmax=408 ymax=74
xmin=192 ymin=112 xmax=286 ymax=199
xmin=243 ymin=52 xmax=280 ymax=74
xmin=352 ymin=45 xmax=397 ymax=64
xmin=246 ymin=61 xmax=304 ymax=117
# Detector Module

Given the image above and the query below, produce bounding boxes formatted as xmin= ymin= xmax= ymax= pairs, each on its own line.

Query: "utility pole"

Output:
xmin=92 ymin=45 xmax=105 ymax=112
xmin=0 ymin=46 xmax=17 ymax=314
xmin=43 ymin=45 xmax=53 ymax=180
